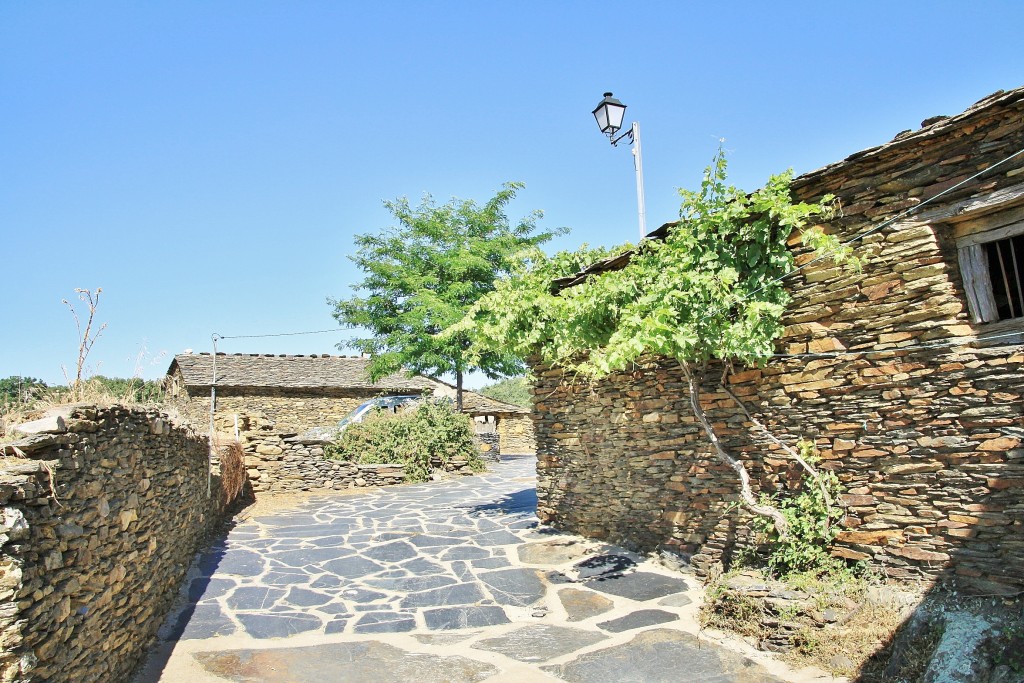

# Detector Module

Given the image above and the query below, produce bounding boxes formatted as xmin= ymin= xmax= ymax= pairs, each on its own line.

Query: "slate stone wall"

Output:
xmin=0 ymin=406 xmax=234 ymax=683
xmin=174 ymin=386 xmax=384 ymax=435
xmin=532 ymin=89 xmax=1024 ymax=592
xmin=498 ymin=414 xmax=536 ymax=455
xmin=242 ymin=432 xmax=480 ymax=492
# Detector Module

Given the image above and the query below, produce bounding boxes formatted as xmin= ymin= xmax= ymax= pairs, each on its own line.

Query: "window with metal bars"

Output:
xmin=984 ymin=234 xmax=1023 ymax=320
xmin=958 ymin=221 xmax=1024 ymax=324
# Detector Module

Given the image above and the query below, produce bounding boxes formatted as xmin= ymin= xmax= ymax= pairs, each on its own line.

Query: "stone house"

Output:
xmin=165 ymin=352 xmax=536 ymax=491
xmin=531 ymin=87 xmax=1024 ymax=592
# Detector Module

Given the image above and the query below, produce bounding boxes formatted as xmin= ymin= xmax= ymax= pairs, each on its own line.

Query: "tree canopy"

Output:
xmin=330 ymin=182 xmax=564 ymax=408
xmin=449 ymin=150 xmax=855 ymax=535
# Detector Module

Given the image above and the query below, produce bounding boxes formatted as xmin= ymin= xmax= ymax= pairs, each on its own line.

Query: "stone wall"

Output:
xmin=242 ymin=432 xmax=481 ymax=492
xmin=173 ymin=386 xmax=382 ymax=435
xmin=532 ymin=89 xmax=1024 ymax=592
xmin=0 ymin=406 xmax=235 ymax=683
xmin=498 ymin=414 xmax=536 ymax=455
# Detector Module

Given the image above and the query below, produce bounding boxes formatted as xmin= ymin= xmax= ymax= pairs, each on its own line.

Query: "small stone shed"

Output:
xmin=166 ymin=353 xmax=535 ymax=454
xmin=531 ymin=87 xmax=1024 ymax=592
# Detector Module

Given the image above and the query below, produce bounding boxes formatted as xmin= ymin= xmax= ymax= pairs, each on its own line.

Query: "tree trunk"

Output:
xmin=718 ymin=382 xmax=835 ymax=516
xmin=456 ymin=370 xmax=464 ymax=412
xmin=679 ymin=361 xmax=789 ymax=538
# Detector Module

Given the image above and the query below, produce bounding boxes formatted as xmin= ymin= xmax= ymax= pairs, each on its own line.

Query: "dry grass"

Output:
xmin=784 ymin=598 xmax=907 ymax=678
xmin=700 ymin=569 xmax=910 ymax=678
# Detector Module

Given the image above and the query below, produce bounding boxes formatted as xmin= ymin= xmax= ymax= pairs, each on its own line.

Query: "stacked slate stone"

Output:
xmin=0 ymin=406 xmax=234 ymax=683
xmin=531 ymin=87 xmax=1024 ymax=593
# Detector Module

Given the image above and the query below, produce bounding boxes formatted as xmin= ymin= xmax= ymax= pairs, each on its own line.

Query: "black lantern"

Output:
xmin=592 ymin=92 xmax=627 ymax=137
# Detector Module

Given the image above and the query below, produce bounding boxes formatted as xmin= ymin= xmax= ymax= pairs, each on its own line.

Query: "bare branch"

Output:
xmin=719 ymin=380 xmax=835 ymax=517
xmin=679 ymin=360 xmax=789 ymax=538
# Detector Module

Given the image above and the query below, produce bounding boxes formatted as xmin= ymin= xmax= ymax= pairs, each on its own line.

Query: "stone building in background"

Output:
xmin=531 ymin=87 xmax=1024 ymax=592
xmin=165 ymin=353 xmax=535 ymax=491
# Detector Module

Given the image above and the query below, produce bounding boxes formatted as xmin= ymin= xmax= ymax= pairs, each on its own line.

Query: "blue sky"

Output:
xmin=3 ymin=1 xmax=1023 ymax=388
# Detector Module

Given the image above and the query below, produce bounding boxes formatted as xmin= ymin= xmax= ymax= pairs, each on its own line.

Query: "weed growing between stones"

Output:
xmin=748 ymin=442 xmax=848 ymax=577
xmin=325 ymin=399 xmax=484 ymax=482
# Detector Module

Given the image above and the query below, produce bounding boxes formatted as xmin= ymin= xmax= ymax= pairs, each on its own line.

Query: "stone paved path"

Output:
xmin=135 ymin=457 xmax=829 ymax=683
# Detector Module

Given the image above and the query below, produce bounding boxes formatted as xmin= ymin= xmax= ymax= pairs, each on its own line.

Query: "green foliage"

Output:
xmin=325 ymin=399 xmax=483 ymax=483
xmin=0 ymin=376 xmax=48 ymax=409
xmin=454 ymin=148 xmax=854 ymax=377
xmin=330 ymin=182 xmax=566 ymax=402
xmin=751 ymin=443 xmax=847 ymax=577
xmin=478 ymin=375 xmax=533 ymax=408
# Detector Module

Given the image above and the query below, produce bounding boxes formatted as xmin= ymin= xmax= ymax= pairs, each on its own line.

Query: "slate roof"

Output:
xmin=167 ymin=353 xmax=529 ymax=414
xmin=168 ymin=353 xmax=440 ymax=392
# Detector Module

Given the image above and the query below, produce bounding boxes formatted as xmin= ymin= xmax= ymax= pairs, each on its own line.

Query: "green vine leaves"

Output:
xmin=451 ymin=148 xmax=857 ymax=377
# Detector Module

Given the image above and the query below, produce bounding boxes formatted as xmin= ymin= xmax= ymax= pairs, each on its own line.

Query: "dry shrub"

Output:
xmin=214 ymin=437 xmax=248 ymax=507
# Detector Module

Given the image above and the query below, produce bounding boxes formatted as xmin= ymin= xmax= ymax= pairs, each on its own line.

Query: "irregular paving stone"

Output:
xmin=541 ymin=628 xmax=782 ymax=683
xmin=321 ymin=556 xmax=385 ymax=579
xmin=573 ymin=554 xmax=637 ymax=580
xmin=337 ymin=587 xmax=388 ymax=603
xmin=273 ymin=547 xmax=353 ymax=568
xmin=399 ymin=557 xmax=447 ymax=574
xmin=657 ymin=593 xmax=693 ymax=608
xmin=472 ymin=624 xmax=607 ymax=662
xmin=585 ymin=572 xmax=689 ymax=602
xmin=309 ymin=574 xmax=343 ymax=589
xmin=517 ymin=539 xmax=590 ymax=566
xmin=227 ymin=586 xmax=287 ymax=611
xmin=407 ymin=534 xmax=464 ymax=548
xmin=214 ymin=549 xmax=265 ymax=577
xmin=558 ymin=587 xmax=615 ymax=622
xmin=478 ymin=568 xmax=547 ymax=607
xmin=423 ymin=606 xmax=510 ymax=630
xmin=195 ymin=641 xmax=499 ymax=682
xmin=237 ymin=612 xmax=322 ymax=639
xmin=470 ymin=557 xmax=511 ymax=569
xmin=473 ymin=529 xmax=524 ymax=546
xmin=361 ymin=540 xmax=419 ymax=563
xmin=353 ymin=611 xmax=416 ymax=634
xmin=364 ymin=575 xmax=457 ymax=593
xmin=412 ymin=631 xmax=480 ymax=645
xmin=263 ymin=571 xmax=313 ymax=586
xmin=188 ymin=577 xmax=236 ymax=602
xmin=323 ymin=617 xmax=349 ymax=635
xmin=399 ymin=582 xmax=486 ymax=608
xmin=438 ymin=545 xmax=491 ymax=561
xmin=283 ymin=587 xmax=332 ymax=607
xmin=175 ymin=604 xmax=237 ymax=640
xmin=597 ymin=609 xmax=679 ymax=633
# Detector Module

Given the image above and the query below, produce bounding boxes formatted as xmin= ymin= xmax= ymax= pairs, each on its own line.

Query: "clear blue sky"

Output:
xmin=3 ymin=1 xmax=1022 ymax=388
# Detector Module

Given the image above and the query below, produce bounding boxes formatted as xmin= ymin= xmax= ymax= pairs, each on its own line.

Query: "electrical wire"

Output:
xmin=212 ymin=328 xmax=342 ymax=341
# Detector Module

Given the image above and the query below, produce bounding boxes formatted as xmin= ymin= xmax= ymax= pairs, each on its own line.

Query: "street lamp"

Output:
xmin=592 ymin=92 xmax=647 ymax=238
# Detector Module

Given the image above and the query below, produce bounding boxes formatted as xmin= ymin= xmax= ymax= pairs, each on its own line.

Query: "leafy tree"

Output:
xmin=330 ymin=182 xmax=564 ymax=410
xmin=0 ymin=376 xmax=48 ymax=409
xmin=451 ymin=150 xmax=855 ymax=536
xmin=478 ymin=375 xmax=533 ymax=408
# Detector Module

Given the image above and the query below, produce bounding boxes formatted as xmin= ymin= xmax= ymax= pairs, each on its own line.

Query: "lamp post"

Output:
xmin=592 ymin=92 xmax=647 ymax=239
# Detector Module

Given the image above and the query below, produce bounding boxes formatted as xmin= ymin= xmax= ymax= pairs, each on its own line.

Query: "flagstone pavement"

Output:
xmin=134 ymin=456 xmax=833 ymax=683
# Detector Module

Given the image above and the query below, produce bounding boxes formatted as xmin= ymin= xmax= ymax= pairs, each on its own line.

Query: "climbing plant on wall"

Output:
xmin=447 ymin=149 xmax=856 ymax=535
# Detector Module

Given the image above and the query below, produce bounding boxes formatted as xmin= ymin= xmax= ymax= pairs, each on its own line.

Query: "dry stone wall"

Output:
xmin=498 ymin=414 xmax=536 ymax=455
xmin=532 ymin=89 xmax=1024 ymax=592
xmin=242 ymin=432 xmax=481 ymax=492
xmin=173 ymin=387 xmax=375 ymax=435
xmin=0 ymin=406 xmax=233 ymax=683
